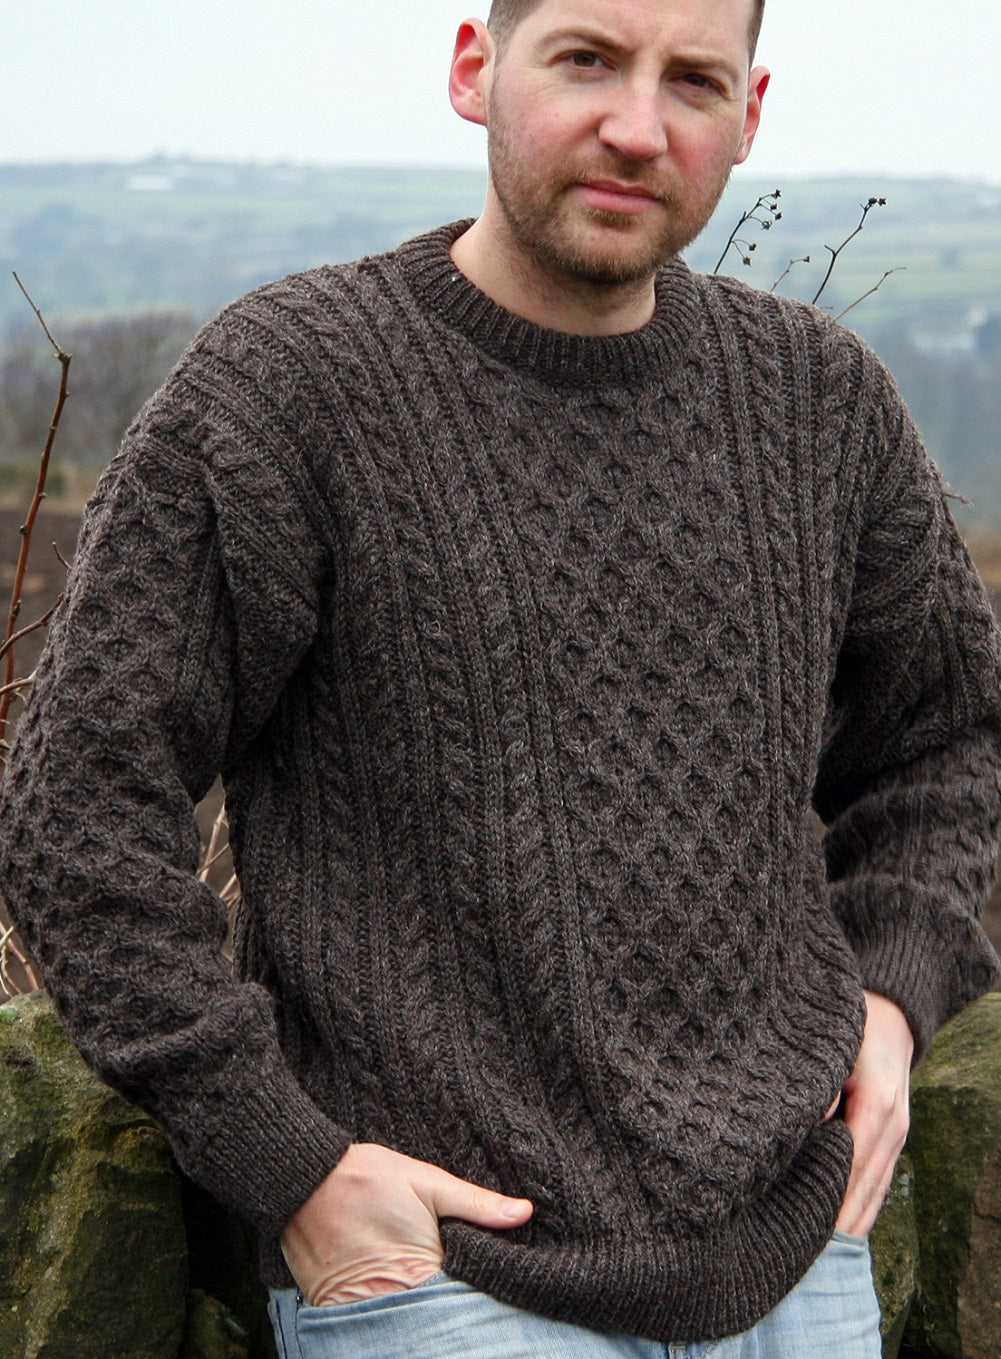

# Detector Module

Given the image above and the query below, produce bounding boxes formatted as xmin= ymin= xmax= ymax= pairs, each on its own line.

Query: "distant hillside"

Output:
xmin=1 ymin=160 xmax=999 ymax=521
xmin=690 ymin=176 xmax=1001 ymax=347
xmin=2 ymin=160 xmax=997 ymax=338
xmin=0 ymin=160 xmax=488 ymax=324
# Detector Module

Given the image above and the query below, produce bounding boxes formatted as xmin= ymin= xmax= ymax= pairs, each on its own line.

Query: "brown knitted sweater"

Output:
xmin=3 ymin=221 xmax=1000 ymax=1342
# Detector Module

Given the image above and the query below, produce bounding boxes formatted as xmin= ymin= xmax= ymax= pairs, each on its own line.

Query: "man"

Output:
xmin=2 ymin=0 xmax=1000 ymax=1355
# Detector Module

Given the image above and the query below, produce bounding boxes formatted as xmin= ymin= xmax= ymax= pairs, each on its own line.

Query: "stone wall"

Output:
xmin=883 ymin=993 xmax=1001 ymax=1359
xmin=0 ymin=991 xmax=275 ymax=1359
xmin=3 ymin=988 xmax=1000 ymax=1359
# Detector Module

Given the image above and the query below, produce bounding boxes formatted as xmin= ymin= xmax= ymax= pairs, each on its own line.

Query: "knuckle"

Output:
xmin=470 ymin=1185 xmax=496 ymax=1217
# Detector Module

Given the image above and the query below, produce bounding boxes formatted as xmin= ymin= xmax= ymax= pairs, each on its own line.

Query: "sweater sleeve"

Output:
xmin=0 ymin=313 xmax=353 ymax=1238
xmin=814 ymin=363 xmax=1001 ymax=1060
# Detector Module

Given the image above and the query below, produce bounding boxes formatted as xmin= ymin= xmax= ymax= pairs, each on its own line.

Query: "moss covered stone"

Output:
xmin=0 ymin=990 xmax=188 ymax=1359
xmin=5 ymin=986 xmax=999 ymax=1357
xmin=871 ymin=1151 xmax=919 ymax=1358
xmin=903 ymin=992 xmax=1001 ymax=1359
xmin=179 ymin=1290 xmax=251 ymax=1358
xmin=180 ymin=1177 xmax=276 ymax=1358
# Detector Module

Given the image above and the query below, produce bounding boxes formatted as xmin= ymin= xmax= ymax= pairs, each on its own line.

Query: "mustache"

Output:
xmin=555 ymin=162 xmax=680 ymax=208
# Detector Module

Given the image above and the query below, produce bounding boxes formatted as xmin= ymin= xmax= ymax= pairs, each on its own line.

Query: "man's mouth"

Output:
xmin=575 ymin=179 xmax=663 ymax=215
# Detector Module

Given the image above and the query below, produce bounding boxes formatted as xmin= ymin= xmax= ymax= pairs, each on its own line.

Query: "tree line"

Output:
xmin=0 ymin=311 xmax=195 ymax=494
xmin=1 ymin=308 xmax=998 ymax=526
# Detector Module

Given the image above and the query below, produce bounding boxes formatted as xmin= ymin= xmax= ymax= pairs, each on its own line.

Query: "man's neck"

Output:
xmin=450 ymin=217 xmax=658 ymax=338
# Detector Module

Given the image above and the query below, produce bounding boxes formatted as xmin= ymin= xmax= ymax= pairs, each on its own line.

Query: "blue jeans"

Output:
xmin=268 ymin=1230 xmax=881 ymax=1358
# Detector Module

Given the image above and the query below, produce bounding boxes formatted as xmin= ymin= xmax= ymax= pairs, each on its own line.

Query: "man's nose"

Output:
xmin=599 ymin=81 xmax=668 ymax=160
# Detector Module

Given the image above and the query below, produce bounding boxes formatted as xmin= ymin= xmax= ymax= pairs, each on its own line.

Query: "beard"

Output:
xmin=486 ymin=103 xmax=733 ymax=290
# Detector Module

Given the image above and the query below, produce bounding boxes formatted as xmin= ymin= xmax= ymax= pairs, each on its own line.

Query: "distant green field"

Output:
xmin=2 ymin=162 xmax=998 ymax=343
xmin=0 ymin=162 xmax=490 ymax=319
xmin=689 ymin=177 xmax=1001 ymax=339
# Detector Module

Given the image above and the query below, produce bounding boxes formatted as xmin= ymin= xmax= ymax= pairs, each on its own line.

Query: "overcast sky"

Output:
xmin=2 ymin=1 xmax=998 ymax=183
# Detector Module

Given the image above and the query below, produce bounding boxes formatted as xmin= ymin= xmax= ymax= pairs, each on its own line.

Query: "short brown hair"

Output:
xmin=487 ymin=0 xmax=766 ymax=59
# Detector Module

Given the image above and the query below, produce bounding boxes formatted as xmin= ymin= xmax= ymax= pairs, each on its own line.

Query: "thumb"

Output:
xmin=420 ymin=1165 xmax=534 ymax=1229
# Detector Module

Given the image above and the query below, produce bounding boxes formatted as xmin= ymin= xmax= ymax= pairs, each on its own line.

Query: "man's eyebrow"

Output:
xmin=670 ymin=48 xmax=741 ymax=71
xmin=535 ymin=25 xmax=625 ymax=53
xmin=535 ymin=28 xmax=742 ymax=79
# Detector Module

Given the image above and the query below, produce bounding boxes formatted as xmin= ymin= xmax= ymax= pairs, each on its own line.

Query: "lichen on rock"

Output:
xmin=870 ymin=1151 xmax=919 ymax=1359
xmin=0 ymin=990 xmax=188 ymax=1359
xmin=903 ymin=992 xmax=1001 ymax=1359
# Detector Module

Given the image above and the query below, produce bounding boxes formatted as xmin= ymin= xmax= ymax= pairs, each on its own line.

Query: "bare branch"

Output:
xmin=198 ymin=801 xmax=230 ymax=884
xmin=0 ymin=281 xmax=73 ymax=992
xmin=1 ymin=918 xmax=41 ymax=997
xmin=771 ymin=256 xmax=811 ymax=293
xmin=811 ymin=197 xmax=887 ymax=308
xmin=0 ymin=673 xmax=35 ymax=702
xmin=12 ymin=272 xmax=69 ymax=361
xmin=1 ymin=278 xmax=72 ymax=755
xmin=834 ymin=269 xmax=905 ymax=322
xmin=713 ymin=190 xmax=782 ymax=275
xmin=0 ymin=596 xmax=63 ymax=666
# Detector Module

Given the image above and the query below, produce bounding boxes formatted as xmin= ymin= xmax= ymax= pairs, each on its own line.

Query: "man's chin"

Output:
xmin=539 ymin=217 xmax=690 ymax=288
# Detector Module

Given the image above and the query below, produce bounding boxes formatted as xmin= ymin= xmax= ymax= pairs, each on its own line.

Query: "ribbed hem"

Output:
xmin=433 ymin=1120 xmax=853 ymax=1344
xmin=394 ymin=221 xmax=707 ymax=389
xmin=253 ymin=1120 xmax=853 ymax=1327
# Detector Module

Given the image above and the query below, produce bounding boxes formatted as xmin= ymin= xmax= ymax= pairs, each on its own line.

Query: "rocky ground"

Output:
xmin=3 ymin=502 xmax=1001 ymax=959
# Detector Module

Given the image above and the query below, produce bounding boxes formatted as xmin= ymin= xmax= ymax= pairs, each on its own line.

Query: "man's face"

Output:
xmin=477 ymin=0 xmax=767 ymax=291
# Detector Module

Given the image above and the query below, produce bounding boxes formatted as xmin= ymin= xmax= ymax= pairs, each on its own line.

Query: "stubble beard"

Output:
xmin=487 ymin=113 xmax=733 ymax=291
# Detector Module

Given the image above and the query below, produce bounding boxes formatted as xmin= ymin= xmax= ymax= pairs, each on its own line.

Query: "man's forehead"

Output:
xmin=491 ymin=0 xmax=760 ymax=57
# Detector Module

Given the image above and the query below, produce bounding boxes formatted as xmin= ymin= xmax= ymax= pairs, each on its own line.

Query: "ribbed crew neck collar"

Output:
xmin=396 ymin=220 xmax=706 ymax=389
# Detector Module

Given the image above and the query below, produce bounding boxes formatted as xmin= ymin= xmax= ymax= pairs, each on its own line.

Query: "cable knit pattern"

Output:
xmin=2 ymin=221 xmax=1000 ymax=1342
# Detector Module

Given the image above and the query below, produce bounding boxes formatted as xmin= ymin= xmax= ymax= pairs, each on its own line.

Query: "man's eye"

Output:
xmin=681 ymin=72 xmax=716 ymax=90
xmin=567 ymin=51 xmax=605 ymax=69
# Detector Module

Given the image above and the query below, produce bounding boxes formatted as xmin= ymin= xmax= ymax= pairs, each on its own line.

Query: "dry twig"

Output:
xmin=0 ymin=918 xmax=40 ymax=997
xmin=198 ymin=802 xmax=232 ymax=883
xmin=197 ymin=800 xmax=242 ymax=928
xmin=771 ymin=256 xmax=811 ymax=293
xmin=811 ymin=197 xmax=887 ymax=307
xmin=1 ymin=277 xmax=72 ymax=994
xmin=712 ymin=190 xmax=782 ymax=274
xmin=1 ymin=275 xmax=72 ymax=757
xmin=835 ymin=268 xmax=905 ymax=322
xmin=717 ymin=191 xmax=898 ymax=324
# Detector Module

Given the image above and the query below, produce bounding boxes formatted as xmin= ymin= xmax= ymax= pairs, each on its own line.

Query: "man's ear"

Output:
xmin=449 ymin=19 xmax=494 ymax=127
xmin=734 ymin=65 xmax=770 ymax=165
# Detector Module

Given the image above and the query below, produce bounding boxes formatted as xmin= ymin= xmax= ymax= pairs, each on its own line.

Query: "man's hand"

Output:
xmin=280 ymin=1142 xmax=534 ymax=1307
xmin=834 ymin=990 xmax=914 ymax=1236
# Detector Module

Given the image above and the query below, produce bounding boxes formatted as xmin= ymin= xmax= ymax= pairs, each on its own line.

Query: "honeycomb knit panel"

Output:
xmin=3 ymin=221 xmax=1001 ymax=1343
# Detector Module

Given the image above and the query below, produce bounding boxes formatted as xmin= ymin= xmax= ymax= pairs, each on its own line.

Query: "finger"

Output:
xmin=843 ymin=1087 xmax=910 ymax=1176
xmin=837 ymin=1163 xmax=893 ymax=1236
xmin=837 ymin=1099 xmax=908 ymax=1233
xmin=420 ymin=1164 xmax=534 ymax=1229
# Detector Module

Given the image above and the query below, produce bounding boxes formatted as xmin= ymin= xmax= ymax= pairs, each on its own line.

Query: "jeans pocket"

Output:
xmin=267 ymin=1296 xmax=292 ymax=1359
xmin=298 ymin=1269 xmax=450 ymax=1315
